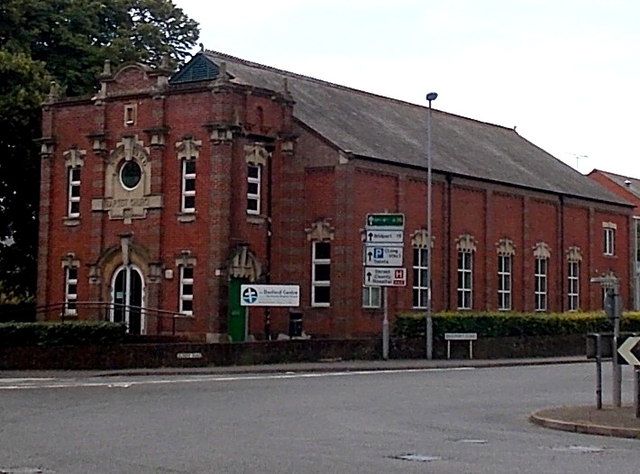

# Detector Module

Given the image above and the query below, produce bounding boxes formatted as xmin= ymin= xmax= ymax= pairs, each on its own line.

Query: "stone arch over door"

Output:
xmin=111 ymin=264 xmax=145 ymax=334
xmin=226 ymin=245 xmax=264 ymax=342
xmin=92 ymin=237 xmax=152 ymax=332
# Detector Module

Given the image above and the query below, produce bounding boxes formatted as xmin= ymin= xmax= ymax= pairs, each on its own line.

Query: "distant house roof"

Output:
xmin=589 ymin=169 xmax=640 ymax=201
xmin=171 ymin=51 xmax=630 ymax=207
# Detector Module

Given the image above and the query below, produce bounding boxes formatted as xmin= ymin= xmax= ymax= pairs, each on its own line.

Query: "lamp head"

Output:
xmin=426 ymin=92 xmax=438 ymax=102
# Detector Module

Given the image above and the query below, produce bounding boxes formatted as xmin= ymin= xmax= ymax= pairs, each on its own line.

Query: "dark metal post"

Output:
xmin=635 ymin=367 xmax=640 ymax=418
xmin=382 ymin=287 xmax=389 ymax=360
xmin=595 ymin=333 xmax=602 ymax=409
xmin=613 ymin=282 xmax=622 ymax=407
xmin=425 ymin=92 xmax=437 ymax=360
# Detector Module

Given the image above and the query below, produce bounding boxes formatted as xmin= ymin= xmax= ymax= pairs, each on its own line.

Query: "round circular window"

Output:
xmin=120 ymin=160 xmax=142 ymax=190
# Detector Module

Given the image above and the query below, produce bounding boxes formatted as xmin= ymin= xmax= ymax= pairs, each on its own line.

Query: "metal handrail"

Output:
xmin=22 ymin=301 xmax=185 ymax=335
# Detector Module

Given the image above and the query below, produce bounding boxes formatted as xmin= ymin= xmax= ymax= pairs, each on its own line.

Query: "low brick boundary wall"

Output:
xmin=0 ymin=334 xmax=587 ymax=370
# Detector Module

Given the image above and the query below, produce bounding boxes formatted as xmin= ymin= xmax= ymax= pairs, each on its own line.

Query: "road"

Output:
xmin=1 ymin=363 xmax=639 ymax=473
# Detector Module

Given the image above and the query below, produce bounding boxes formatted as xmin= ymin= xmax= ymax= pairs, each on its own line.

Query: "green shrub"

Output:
xmin=0 ymin=321 xmax=127 ymax=347
xmin=0 ymin=303 xmax=36 ymax=322
xmin=393 ymin=311 xmax=640 ymax=339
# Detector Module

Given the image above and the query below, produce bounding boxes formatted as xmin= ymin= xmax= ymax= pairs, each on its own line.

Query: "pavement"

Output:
xmin=2 ymin=355 xmax=640 ymax=439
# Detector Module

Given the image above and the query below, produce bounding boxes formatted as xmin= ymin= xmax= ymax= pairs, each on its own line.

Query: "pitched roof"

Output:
xmin=590 ymin=169 xmax=640 ymax=200
xmin=172 ymin=51 xmax=630 ymax=207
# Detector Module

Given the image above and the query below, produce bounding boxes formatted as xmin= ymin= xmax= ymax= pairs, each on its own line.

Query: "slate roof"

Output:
xmin=591 ymin=169 xmax=640 ymax=200
xmin=172 ymin=51 xmax=630 ymax=207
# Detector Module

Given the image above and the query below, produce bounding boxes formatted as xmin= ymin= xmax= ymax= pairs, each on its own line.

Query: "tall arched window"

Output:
xmin=566 ymin=246 xmax=582 ymax=311
xmin=496 ymin=238 xmax=515 ymax=311
xmin=533 ymin=242 xmax=551 ymax=312
xmin=456 ymin=234 xmax=476 ymax=310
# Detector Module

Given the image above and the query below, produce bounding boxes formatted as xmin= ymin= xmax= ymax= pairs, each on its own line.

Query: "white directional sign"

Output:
xmin=364 ymin=267 xmax=407 ymax=287
xmin=240 ymin=284 xmax=300 ymax=307
xmin=617 ymin=336 xmax=640 ymax=366
xmin=365 ymin=230 xmax=404 ymax=244
xmin=364 ymin=245 xmax=403 ymax=266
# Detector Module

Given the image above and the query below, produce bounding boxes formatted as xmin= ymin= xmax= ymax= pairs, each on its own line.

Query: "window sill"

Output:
xmin=175 ymin=313 xmax=195 ymax=319
xmin=177 ymin=212 xmax=196 ymax=223
xmin=63 ymin=217 xmax=80 ymax=226
xmin=246 ymin=215 xmax=266 ymax=225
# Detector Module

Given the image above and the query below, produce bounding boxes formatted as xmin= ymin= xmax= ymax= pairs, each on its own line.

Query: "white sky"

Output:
xmin=175 ymin=0 xmax=640 ymax=177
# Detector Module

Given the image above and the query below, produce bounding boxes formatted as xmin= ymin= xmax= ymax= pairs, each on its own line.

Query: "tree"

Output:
xmin=1 ymin=0 xmax=199 ymax=95
xmin=0 ymin=51 xmax=50 ymax=299
xmin=0 ymin=0 xmax=200 ymax=300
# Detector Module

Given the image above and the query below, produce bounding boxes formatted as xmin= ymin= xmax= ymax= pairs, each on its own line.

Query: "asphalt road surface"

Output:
xmin=1 ymin=363 xmax=639 ymax=473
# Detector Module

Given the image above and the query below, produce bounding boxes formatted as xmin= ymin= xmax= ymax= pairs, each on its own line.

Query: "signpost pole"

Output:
xmin=596 ymin=333 xmax=603 ymax=409
xmin=382 ymin=287 xmax=389 ymax=360
xmin=592 ymin=276 xmax=622 ymax=408
xmin=613 ymin=282 xmax=622 ymax=408
xmin=364 ymin=213 xmax=406 ymax=362
xmin=635 ymin=367 xmax=640 ymax=418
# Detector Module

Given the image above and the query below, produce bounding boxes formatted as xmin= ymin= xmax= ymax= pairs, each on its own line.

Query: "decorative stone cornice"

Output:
xmin=411 ymin=229 xmax=434 ymax=249
xmin=306 ymin=219 xmax=335 ymax=242
xmin=88 ymin=133 xmax=108 ymax=155
xmin=566 ymin=246 xmax=582 ymax=262
xmin=279 ymin=134 xmax=297 ymax=155
xmin=43 ymin=80 xmax=62 ymax=105
xmin=244 ymin=143 xmax=269 ymax=166
xmin=496 ymin=238 xmax=516 ymax=256
xmin=227 ymin=245 xmax=262 ymax=282
xmin=176 ymin=136 xmax=202 ymax=160
xmin=144 ymin=127 xmax=169 ymax=148
xmin=205 ymin=123 xmax=240 ymax=144
xmin=456 ymin=234 xmax=477 ymax=252
xmin=533 ymin=242 xmax=552 ymax=259
xmin=36 ymin=137 xmax=56 ymax=158
xmin=63 ymin=146 xmax=86 ymax=168
xmin=175 ymin=250 xmax=197 ymax=267
xmin=60 ymin=252 xmax=79 ymax=268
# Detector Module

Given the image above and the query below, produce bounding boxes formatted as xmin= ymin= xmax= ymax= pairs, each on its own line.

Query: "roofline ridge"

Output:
xmin=202 ymin=49 xmax=410 ymax=102
xmin=198 ymin=52 xmax=432 ymax=110
xmin=597 ymin=169 xmax=638 ymax=181
xmin=201 ymin=50 xmax=526 ymax=134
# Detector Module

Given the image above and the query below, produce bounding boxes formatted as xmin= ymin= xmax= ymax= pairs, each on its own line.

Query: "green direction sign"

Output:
xmin=366 ymin=213 xmax=404 ymax=228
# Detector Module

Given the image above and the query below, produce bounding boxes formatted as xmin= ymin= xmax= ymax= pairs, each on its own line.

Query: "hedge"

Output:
xmin=0 ymin=303 xmax=36 ymax=323
xmin=0 ymin=321 xmax=127 ymax=347
xmin=393 ymin=311 xmax=640 ymax=339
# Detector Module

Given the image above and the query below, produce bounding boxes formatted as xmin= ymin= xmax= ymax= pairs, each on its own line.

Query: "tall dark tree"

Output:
xmin=0 ymin=0 xmax=199 ymax=300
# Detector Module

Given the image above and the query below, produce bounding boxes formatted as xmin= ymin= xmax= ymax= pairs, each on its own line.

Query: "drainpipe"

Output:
xmin=265 ymin=146 xmax=274 ymax=340
xmin=559 ymin=195 xmax=565 ymax=312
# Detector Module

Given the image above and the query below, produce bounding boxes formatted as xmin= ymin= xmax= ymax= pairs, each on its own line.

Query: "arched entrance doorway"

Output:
xmin=111 ymin=265 xmax=145 ymax=334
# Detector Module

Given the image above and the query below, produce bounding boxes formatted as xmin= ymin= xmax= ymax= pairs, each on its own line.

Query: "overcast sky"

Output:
xmin=175 ymin=0 xmax=640 ymax=178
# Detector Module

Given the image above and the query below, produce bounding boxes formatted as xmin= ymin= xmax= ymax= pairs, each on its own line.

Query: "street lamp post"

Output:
xmin=426 ymin=92 xmax=437 ymax=360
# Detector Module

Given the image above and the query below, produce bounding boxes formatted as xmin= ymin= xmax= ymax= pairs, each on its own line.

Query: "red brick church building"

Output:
xmin=37 ymin=50 xmax=633 ymax=341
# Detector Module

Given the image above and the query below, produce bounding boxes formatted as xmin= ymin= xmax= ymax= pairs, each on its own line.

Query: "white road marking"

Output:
xmin=0 ymin=378 xmax=55 ymax=383
xmin=0 ymin=367 xmax=474 ymax=391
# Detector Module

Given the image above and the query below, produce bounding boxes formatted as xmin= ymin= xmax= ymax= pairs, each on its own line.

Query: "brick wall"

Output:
xmin=39 ymin=62 xmax=633 ymax=341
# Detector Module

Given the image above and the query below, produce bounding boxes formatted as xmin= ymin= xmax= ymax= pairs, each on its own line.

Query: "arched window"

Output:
xmin=456 ymin=234 xmax=476 ymax=310
xmin=533 ymin=242 xmax=551 ymax=312
xmin=566 ymin=246 xmax=582 ymax=311
xmin=496 ymin=238 xmax=515 ymax=311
